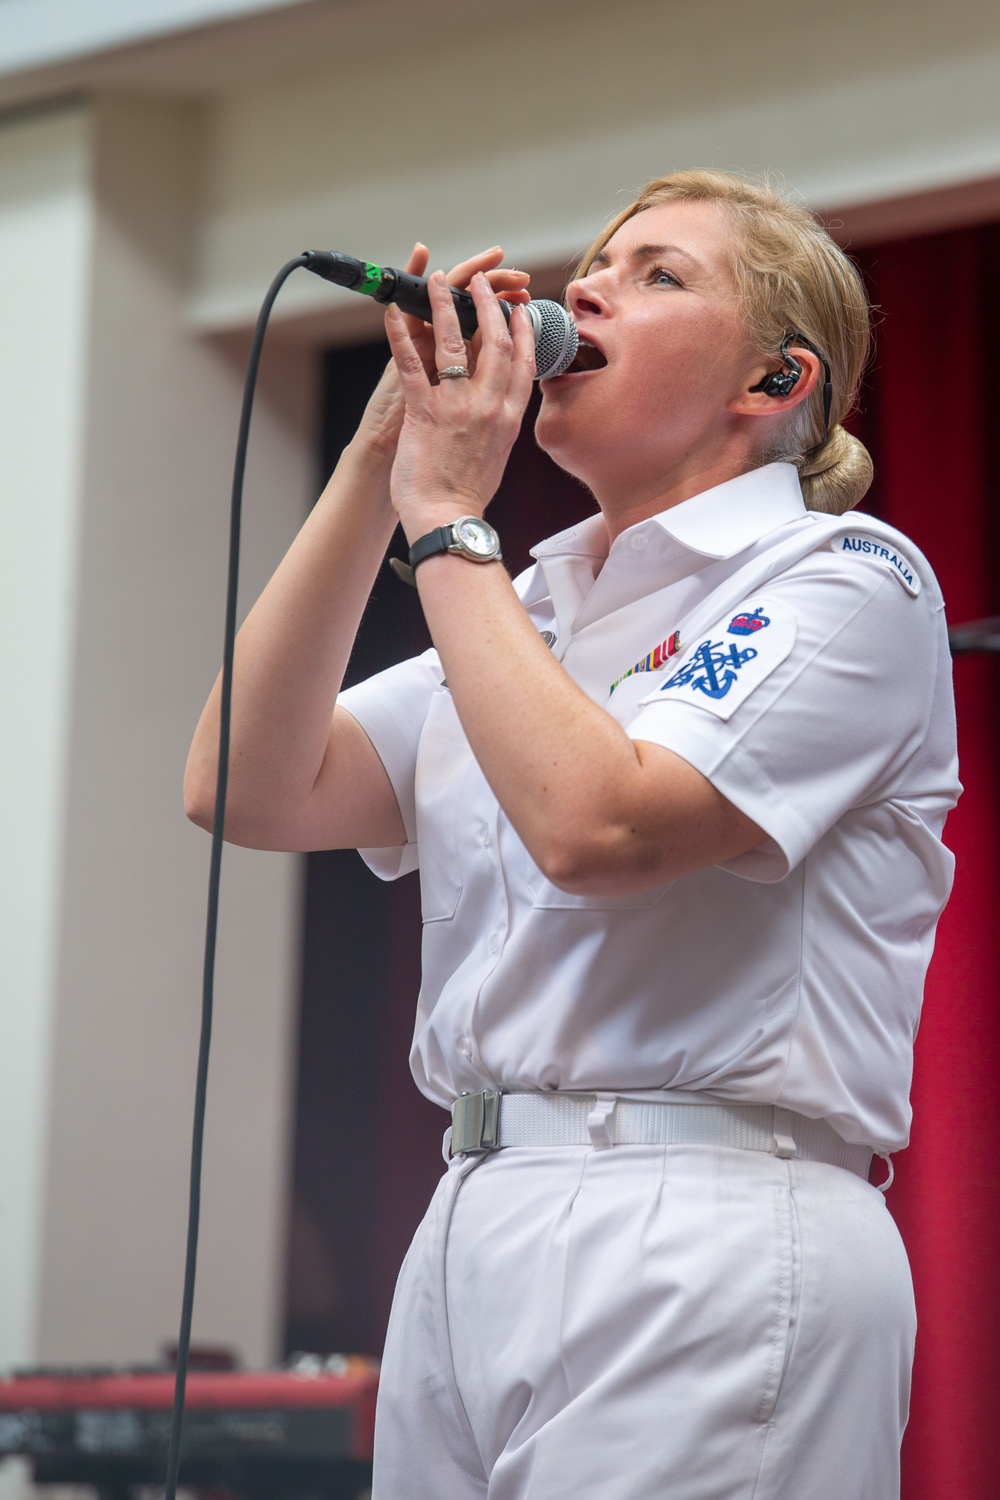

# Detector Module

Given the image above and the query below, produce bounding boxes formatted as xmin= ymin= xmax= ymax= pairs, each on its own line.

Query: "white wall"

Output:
xmin=0 ymin=96 xmax=313 ymax=1402
xmin=0 ymin=103 xmax=94 ymax=1380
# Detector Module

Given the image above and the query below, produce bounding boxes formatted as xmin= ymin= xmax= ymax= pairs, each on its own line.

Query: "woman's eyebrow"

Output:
xmin=632 ymin=243 xmax=706 ymax=274
xmin=590 ymin=242 xmax=707 ymax=275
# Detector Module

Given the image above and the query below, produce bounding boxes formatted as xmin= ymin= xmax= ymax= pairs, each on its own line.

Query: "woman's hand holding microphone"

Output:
xmin=355 ymin=244 xmax=531 ymax=469
xmin=382 ymin=266 xmax=537 ymax=545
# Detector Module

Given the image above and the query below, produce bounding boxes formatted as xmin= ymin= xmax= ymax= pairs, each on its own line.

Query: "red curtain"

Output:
xmin=853 ymin=227 xmax=1000 ymax=1498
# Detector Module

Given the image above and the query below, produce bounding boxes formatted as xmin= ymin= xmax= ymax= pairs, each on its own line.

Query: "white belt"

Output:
xmin=450 ymin=1091 xmax=874 ymax=1180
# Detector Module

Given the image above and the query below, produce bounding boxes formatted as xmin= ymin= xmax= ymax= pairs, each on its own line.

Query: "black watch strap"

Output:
xmin=408 ymin=524 xmax=457 ymax=569
xmin=408 ymin=516 xmax=502 ymax=571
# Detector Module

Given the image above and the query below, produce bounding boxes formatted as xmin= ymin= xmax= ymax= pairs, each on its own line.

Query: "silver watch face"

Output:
xmin=454 ymin=516 xmax=500 ymax=559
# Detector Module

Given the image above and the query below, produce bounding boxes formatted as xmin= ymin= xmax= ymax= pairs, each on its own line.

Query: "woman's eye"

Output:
xmin=648 ymin=265 xmax=681 ymax=288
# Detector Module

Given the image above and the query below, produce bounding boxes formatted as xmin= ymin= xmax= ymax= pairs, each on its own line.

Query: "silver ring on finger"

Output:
xmin=437 ymin=364 xmax=471 ymax=381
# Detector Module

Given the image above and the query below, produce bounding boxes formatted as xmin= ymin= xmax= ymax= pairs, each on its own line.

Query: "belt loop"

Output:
xmin=873 ymin=1152 xmax=895 ymax=1193
xmin=771 ymin=1106 xmax=798 ymax=1160
xmin=587 ymin=1094 xmax=617 ymax=1151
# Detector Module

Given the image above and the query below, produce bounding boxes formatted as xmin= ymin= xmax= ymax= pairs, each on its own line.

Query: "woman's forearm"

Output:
xmin=183 ymin=432 xmax=399 ymax=846
xmin=413 ymin=548 xmax=762 ymax=894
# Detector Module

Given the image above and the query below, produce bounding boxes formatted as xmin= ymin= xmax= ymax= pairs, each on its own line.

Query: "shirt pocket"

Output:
xmin=414 ymin=690 xmax=475 ymax=922
xmin=530 ymin=875 xmax=672 ymax=912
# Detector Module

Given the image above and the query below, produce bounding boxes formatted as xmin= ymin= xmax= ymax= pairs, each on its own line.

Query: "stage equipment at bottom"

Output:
xmin=0 ymin=1362 xmax=377 ymax=1500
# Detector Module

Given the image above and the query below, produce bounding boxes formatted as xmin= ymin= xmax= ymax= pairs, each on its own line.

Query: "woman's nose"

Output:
xmin=566 ymin=275 xmax=610 ymax=320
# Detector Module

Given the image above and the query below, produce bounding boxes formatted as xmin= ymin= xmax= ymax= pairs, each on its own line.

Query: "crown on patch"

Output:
xmin=727 ymin=608 xmax=770 ymax=636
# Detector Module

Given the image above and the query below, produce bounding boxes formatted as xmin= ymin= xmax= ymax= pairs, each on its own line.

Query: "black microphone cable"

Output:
xmin=163 ymin=246 xmax=571 ymax=1499
xmin=162 ymin=254 xmax=307 ymax=1500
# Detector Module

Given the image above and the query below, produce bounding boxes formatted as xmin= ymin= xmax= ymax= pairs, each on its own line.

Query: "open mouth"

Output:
xmin=564 ymin=336 xmax=608 ymax=375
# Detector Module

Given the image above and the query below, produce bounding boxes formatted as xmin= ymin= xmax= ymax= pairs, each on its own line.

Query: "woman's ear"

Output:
xmin=730 ymin=348 xmax=822 ymax=420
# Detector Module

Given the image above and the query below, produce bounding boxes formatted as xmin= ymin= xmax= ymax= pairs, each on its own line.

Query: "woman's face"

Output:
xmin=535 ymin=198 xmax=765 ymax=518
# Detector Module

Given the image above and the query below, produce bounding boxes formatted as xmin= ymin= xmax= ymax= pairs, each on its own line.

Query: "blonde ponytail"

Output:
xmin=796 ymin=426 xmax=874 ymax=515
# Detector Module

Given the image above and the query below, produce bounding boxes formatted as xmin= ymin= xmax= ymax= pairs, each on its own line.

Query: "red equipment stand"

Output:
xmin=0 ymin=1362 xmax=378 ymax=1499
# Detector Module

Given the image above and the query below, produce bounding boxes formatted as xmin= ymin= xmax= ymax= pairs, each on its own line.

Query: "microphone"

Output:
xmin=303 ymin=250 xmax=578 ymax=380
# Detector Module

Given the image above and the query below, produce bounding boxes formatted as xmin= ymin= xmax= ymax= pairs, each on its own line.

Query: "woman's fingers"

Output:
xmin=391 ymin=270 xmax=524 ymax=398
xmin=404 ymin=242 xmax=430 ymax=276
xmin=425 ymin=270 xmax=531 ymax=411
xmin=404 ymin=245 xmax=530 ymax=372
xmin=468 ymin=278 xmax=535 ymax=427
xmin=355 ymin=243 xmax=528 ymax=461
xmin=384 ymin=302 xmax=434 ymax=398
xmin=507 ymin=301 xmax=538 ymax=408
xmin=385 ymin=271 xmax=533 ymax=529
xmin=445 ymin=245 xmax=504 ymax=288
xmin=466 ymin=271 xmax=517 ymax=396
xmin=403 ymin=242 xmax=529 ymax=300
xmin=485 ymin=270 xmax=531 ymax=308
xmin=353 ymin=243 xmax=426 ymax=456
xmin=400 ymin=242 xmax=432 ymax=342
xmin=405 ymin=244 xmax=497 ymax=367
xmin=426 ymin=270 xmax=474 ymax=377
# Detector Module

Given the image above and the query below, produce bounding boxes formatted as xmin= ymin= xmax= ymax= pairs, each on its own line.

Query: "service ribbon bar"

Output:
xmin=610 ymin=630 xmax=681 ymax=695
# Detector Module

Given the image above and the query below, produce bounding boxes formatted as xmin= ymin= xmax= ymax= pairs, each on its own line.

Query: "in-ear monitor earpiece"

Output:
xmin=750 ymin=332 xmax=833 ymax=450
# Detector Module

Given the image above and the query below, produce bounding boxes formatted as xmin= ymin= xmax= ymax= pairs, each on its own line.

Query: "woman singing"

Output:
xmin=186 ymin=171 xmax=959 ymax=1499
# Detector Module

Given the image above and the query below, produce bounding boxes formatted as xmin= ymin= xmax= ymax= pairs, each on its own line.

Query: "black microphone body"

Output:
xmin=303 ymin=250 xmax=578 ymax=380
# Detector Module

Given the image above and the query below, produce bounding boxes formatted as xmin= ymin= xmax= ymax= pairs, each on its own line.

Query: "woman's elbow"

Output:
xmin=534 ymin=819 xmax=672 ymax=898
xmin=182 ymin=764 xmax=301 ymax=850
xmin=534 ymin=829 xmax=625 ymax=896
xmin=183 ymin=746 xmax=231 ymax=835
xmin=183 ymin=763 xmax=216 ymax=833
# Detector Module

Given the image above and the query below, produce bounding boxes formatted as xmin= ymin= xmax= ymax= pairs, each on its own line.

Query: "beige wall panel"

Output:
xmin=25 ymin=98 xmax=313 ymax=1371
xmin=191 ymin=0 xmax=1000 ymax=328
xmin=0 ymin=104 xmax=94 ymax=1377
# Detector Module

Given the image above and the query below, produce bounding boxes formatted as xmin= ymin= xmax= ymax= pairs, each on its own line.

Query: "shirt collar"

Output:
xmin=528 ymin=462 xmax=806 ymax=565
xmin=650 ymin=462 xmax=806 ymax=557
xmin=521 ymin=463 xmax=808 ymax=632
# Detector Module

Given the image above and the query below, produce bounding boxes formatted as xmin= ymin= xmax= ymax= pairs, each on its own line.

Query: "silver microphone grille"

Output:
xmin=526 ymin=299 xmax=578 ymax=380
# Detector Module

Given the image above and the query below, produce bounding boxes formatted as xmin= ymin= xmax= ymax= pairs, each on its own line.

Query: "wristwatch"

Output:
xmin=408 ymin=515 xmax=502 ymax=571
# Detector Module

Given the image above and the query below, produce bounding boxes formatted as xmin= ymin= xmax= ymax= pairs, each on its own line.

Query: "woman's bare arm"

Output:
xmin=183 ymin=430 xmax=407 ymax=851
xmin=184 ymin=246 xmax=530 ymax=852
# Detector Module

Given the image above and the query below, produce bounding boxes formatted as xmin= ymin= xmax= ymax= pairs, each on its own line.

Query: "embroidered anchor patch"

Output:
xmin=660 ymin=639 xmax=758 ymax=699
xmin=638 ymin=597 xmax=796 ymax=721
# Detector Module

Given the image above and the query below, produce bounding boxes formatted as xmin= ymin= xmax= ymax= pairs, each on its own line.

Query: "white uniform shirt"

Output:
xmin=340 ymin=463 xmax=959 ymax=1151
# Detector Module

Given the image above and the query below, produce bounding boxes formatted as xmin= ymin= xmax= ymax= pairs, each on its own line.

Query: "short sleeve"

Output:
xmin=626 ymin=551 xmax=941 ymax=881
xmin=337 ymin=648 xmax=441 ymax=879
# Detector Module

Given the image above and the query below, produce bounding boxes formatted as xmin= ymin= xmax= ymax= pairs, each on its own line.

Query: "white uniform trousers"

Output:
xmin=372 ymin=1142 xmax=915 ymax=1500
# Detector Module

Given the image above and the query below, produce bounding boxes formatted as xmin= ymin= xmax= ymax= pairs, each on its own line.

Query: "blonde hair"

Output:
xmin=575 ymin=170 xmax=873 ymax=514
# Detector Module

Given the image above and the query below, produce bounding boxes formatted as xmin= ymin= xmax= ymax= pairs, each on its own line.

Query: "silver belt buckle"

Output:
xmin=451 ymin=1091 xmax=503 ymax=1156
